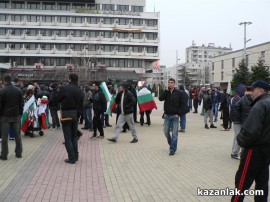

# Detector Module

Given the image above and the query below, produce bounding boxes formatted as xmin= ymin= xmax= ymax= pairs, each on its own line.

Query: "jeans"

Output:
xmin=1 ymin=116 xmax=22 ymax=158
xmin=188 ymin=99 xmax=192 ymax=110
xmin=180 ymin=114 xmax=186 ymax=130
xmin=62 ymin=120 xmax=78 ymax=161
xmin=50 ymin=107 xmax=60 ymax=128
xmin=163 ymin=114 xmax=179 ymax=153
xmin=212 ymin=103 xmax=219 ymax=119
xmin=83 ymin=107 xmax=93 ymax=129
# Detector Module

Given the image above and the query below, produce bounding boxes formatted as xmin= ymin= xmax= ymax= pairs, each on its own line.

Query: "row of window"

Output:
xmin=4 ymin=57 xmax=144 ymax=68
xmin=0 ymin=43 xmax=158 ymax=53
xmin=0 ymin=14 xmax=157 ymax=26
xmin=0 ymin=1 xmax=144 ymax=12
xmin=0 ymin=29 xmax=158 ymax=40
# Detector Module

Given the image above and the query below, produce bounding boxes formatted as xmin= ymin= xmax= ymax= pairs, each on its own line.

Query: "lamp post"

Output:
xmin=176 ymin=49 xmax=180 ymax=85
xmin=239 ymin=22 xmax=252 ymax=65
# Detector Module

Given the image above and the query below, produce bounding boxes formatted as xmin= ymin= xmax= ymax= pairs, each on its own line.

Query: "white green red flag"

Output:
xmin=137 ymin=87 xmax=157 ymax=113
xmin=100 ymin=82 xmax=114 ymax=115
xmin=107 ymin=96 xmax=117 ymax=116
xmin=21 ymin=95 xmax=37 ymax=133
xmin=227 ymin=79 xmax=232 ymax=95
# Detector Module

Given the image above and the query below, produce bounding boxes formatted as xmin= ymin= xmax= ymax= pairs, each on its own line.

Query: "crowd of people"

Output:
xmin=0 ymin=73 xmax=269 ymax=201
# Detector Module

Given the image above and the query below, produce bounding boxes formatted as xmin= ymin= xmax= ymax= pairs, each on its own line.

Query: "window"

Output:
xmin=88 ymin=31 xmax=99 ymax=38
xmin=72 ymin=3 xmax=85 ymax=9
xmin=103 ymin=18 xmax=114 ymax=25
xmin=221 ymin=60 xmax=224 ymax=69
xmin=56 ymin=58 xmax=68 ymax=66
xmin=74 ymin=44 xmax=84 ymax=51
xmin=11 ymin=57 xmax=24 ymax=66
xmin=261 ymin=51 xmax=265 ymax=63
xmin=27 ymin=15 xmax=39 ymax=22
xmin=89 ymin=45 xmax=99 ymax=51
xmin=102 ymin=45 xmax=114 ymax=52
xmin=28 ymin=2 xmax=40 ymax=10
xmin=87 ymin=17 xmax=99 ymax=24
xmin=146 ymin=20 xmax=157 ymax=27
xmin=102 ymin=4 xmax=114 ymax=11
xmin=133 ymin=33 xmax=143 ymax=39
xmin=59 ymin=16 xmax=70 ymax=23
xmin=232 ymin=58 xmax=235 ymax=67
xmin=116 ymin=59 xmax=128 ymax=67
xmin=132 ymin=47 xmax=143 ymax=53
xmin=0 ymin=29 xmax=7 ymax=35
xmin=130 ymin=60 xmax=142 ymax=67
xmin=0 ymin=43 xmax=6 ymax=49
xmin=146 ymin=33 xmax=157 ymax=40
xmin=43 ymin=58 xmax=54 ymax=66
xmin=44 ymin=16 xmax=53 ymax=23
xmin=0 ymin=14 xmax=8 ymax=21
xmin=59 ymin=30 xmax=67 ymax=37
xmin=131 ymin=6 xmax=143 ymax=12
xmin=11 ymin=43 xmax=23 ymax=50
xmin=147 ymin=47 xmax=157 ymax=53
xmin=14 ymin=29 xmax=23 ymax=36
xmin=199 ymin=55 xmax=202 ymax=58
xmin=27 ymin=44 xmax=38 ymax=50
xmin=118 ymin=46 xmax=129 ymax=52
xmin=221 ymin=72 xmax=224 ymax=81
xmin=42 ymin=2 xmax=55 ymax=10
xmin=118 ymin=32 xmax=129 ymax=39
xmin=118 ymin=18 xmax=129 ymax=25
xmin=74 ymin=17 xmax=84 ymax=24
xmin=0 ymin=1 xmax=9 ymax=9
xmin=44 ymin=44 xmax=53 ymax=50
xmin=26 ymin=57 xmax=39 ymax=65
xmin=11 ymin=1 xmax=24 ymax=9
xmin=117 ymin=5 xmax=129 ymax=11
xmin=88 ymin=3 xmax=100 ymax=10
xmin=58 ymin=3 xmax=70 ymax=10
xmin=133 ymin=19 xmax=143 ymax=26
xmin=28 ymin=29 xmax=38 ymax=36
xmin=11 ymin=15 xmax=24 ymax=22
xmin=103 ymin=31 xmax=113 ymax=38
xmin=56 ymin=44 xmax=68 ymax=50
xmin=212 ymin=62 xmax=214 ymax=71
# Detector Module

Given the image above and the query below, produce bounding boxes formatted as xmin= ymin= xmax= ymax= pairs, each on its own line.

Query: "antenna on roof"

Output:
xmin=154 ymin=1 xmax=156 ymax=12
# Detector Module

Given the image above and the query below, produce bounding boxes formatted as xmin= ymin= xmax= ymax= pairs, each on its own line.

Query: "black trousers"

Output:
xmin=232 ymin=147 xmax=270 ymax=202
xmin=193 ymin=98 xmax=199 ymax=113
xmin=93 ymin=113 xmax=104 ymax=137
xmin=133 ymin=105 xmax=137 ymax=122
xmin=62 ymin=120 xmax=78 ymax=161
xmin=140 ymin=110 xmax=151 ymax=126
xmin=222 ymin=108 xmax=229 ymax=129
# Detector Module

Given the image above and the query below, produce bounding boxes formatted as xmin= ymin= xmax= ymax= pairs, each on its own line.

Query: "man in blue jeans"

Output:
xmin=159 ymin=78 xmax=182 ymax=156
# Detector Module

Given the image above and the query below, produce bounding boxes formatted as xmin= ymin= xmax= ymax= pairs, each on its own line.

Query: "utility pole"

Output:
xmin=239 ymin=22 xmax=252 ymax=65
xmin=176 ymin=50 xmax=180 ymax=85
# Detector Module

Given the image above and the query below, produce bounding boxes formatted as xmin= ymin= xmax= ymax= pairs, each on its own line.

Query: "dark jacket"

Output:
xmin=235 ymin=94 xmax=253 ymax=124
xmin=0 ymin=83 xmax=24 ymax=117
xmin=203 ymin=92 xmax=212 ymax=111
xmin=230 ymin=95 xmax=241 ymax=123
xmin=92 ymin=89 xmax=107 ymax=114
xmin=159 ymin=89 xmax=181 ymax=115
xmin=179 ymin=90 xmax=189 ymax=115
xmin=115 ymin=90 xmax=135 ymax=115
xmin=36 ymin=89 xmax=50 ymax=99
xmin=83 ymin=86 xmax=93 ymax=108
xmin=56 ymin=81 xmax=83 ymax=116
xmin=48 ymin=90 xmax=59 ymax=108
xmin=219 ymin=93 xmax=230 ymax=112
xmin=237 ymin=94 xmax=270 ymax=148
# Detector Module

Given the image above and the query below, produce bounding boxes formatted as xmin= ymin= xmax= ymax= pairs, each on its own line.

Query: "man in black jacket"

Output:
xmin=0 ymin=75 xmax=24 ymax=160
xmin=231 ymin=80 xmax=270 ymax=202
xmin=49 ymin=83 xmax=60 ymax=130
xmin=159 ymin=78 xmax=181 ymax=156
xmin=179 ymin=85 xmax=190 ymax=133
xmin=107 ymin=82 xmax=138 ymax=143
xmin=56 ymin=74 xmax=83 ymax=164
xmin=90 ymin=81 xmax=107 ymax=140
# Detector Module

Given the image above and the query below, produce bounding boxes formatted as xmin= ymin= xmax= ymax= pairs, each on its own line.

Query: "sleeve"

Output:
xmin=159 ymin=90 xmax=168 ymax=101
xmin=237 ymin=106 xmax=264 ymax=147
xmin=115 ymin=93 xmax=121 ymax=104
xmin=100 ymin=92 xmax=107 ymax=112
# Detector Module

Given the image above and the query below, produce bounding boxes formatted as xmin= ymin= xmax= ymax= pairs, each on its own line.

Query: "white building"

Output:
xmin=0 ymin=0 xmax=159 ymax=81
xmin=211 ymin=41 xmax=270 ymax=87
xmin=184 ymin=42 xmax=232 ymax=85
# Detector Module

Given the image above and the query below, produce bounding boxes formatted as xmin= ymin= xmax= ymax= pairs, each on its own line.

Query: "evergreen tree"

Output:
xmin=250 ymin=59 xmax=270 ymax=83
xmin=232 ymin=59 xmax=250 ymax=90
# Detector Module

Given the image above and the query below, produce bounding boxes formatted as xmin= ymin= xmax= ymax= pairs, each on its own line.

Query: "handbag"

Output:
xmin=60 ymin=110 xmax=78 ymax=122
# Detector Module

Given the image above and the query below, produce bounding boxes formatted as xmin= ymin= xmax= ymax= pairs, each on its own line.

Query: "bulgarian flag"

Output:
xmin=100 ymin=82 xmax=113 ymax=115
xmin=21 ymin=95 xmax=36 ymax=133
xmin=227 ymin=79 xmax=232 ymax=95
xmin=107 ymin=96 xmax=117 ymax=116
xmin=137 ymin=87 xmax=157 ymax=113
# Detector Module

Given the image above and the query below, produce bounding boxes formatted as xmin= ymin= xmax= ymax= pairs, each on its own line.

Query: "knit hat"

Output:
xmin=251 ymin=80 xmax=269 ymax=90
xmin=120 ymin=82 xmax=129 ymax=89
xmin=235 ymin=84 xmax=246 ymax=97
xmin=40 ymin=96 xmax=49 ymax=104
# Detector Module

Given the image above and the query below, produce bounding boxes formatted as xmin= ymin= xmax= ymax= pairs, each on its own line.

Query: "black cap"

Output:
xmin=251 ymin=80 xmax=269 ymax=90
xmin=120 ymin=82 xmax=129 ymax=89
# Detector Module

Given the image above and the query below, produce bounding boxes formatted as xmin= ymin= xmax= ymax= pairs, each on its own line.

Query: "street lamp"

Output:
xmin=239 ymin=22 xmax=252 ymax=65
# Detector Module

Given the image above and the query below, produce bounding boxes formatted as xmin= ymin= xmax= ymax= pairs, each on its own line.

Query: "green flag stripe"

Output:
xmin=138 ymin=93 xmax=154 ymax=104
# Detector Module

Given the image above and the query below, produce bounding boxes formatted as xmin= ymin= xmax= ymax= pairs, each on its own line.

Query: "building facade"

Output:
xmin=211 ymin=41 xmax=270 ymax=86
xmin=0 ymin=0 xmax=159 ymax=80
xmin=183 ymin=42 xmax=232 ymax=85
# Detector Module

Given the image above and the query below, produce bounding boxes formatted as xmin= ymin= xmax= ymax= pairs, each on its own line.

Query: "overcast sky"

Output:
xmin=146 ymin=0 xmax=270 ymax=67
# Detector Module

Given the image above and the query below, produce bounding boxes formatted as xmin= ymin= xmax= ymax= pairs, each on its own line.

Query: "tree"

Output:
xmin=249 ymin=59 xmax=270 ymax=84
xmin=232 ymin=59 xmax=250 ymax=90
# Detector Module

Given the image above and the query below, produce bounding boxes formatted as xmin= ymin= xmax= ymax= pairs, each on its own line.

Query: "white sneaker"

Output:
xmin=0 ymin=138 xmax=2 ymax=142
xmin=89 ymin=136 xmax=97 ymax=141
